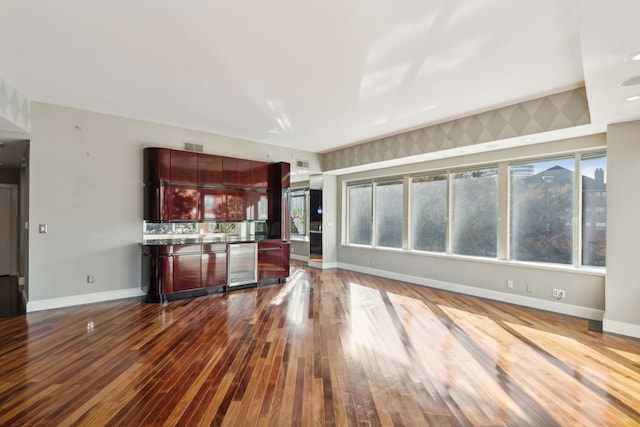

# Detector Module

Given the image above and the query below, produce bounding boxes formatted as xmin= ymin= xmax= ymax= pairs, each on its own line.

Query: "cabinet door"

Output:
xmin=202 ymin=250 xmax=227 ymax=287
xmin=255 ymin=192 xmax=269 ymax=220
xmin=171 ymin=150 xmax=198 ymax=184
xmin=144 ymin=148 xmax=171 ymax=184
xmin=144 ymin=185 xmax=173 ymax=221
xmin=251 ymin=161 xmax=269 ymax=189
xmin=237 ymin=159 xmax=252 ymax=188
xmin=198 ymin=153 xmax=223 ymax=186
xmin=172 ymin=187 xmax=199 ymax=220
xmin=226 ymin=190 xmax=244 ymax=220
xmin=201 ymin=189 xmax=226 ymax=221
xmin=258 ymin=243 xmax=281 ymax=282
xmin=222 ymin=157 xmax=238 ymax=186
xmin=173 ymin=254 xmax=202 ymax=292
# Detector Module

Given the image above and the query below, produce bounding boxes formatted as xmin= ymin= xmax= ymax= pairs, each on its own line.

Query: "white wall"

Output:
xmin=604 ymin=120 xmax=640 ymax=338
xmin=27 ymin=102 xmax=318 ymax=310
xmin=336 ymin=134 xmax=607 ymax=321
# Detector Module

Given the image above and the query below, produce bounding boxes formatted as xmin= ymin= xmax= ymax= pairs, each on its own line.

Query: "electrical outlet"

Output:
xmin=507 ymin=280 xmax=514 ymax=289
xmin=552 ymin=288 xmax=566 ymax=299
xmin=527 ymin=283 xmax=534 ymax=293
xmin=87 ymin=275 xmax=94 ymax=284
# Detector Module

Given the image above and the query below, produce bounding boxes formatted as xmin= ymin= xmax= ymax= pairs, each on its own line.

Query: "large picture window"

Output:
xmin=451 ymin=168 xmax=498 ymax=257
xmin=375 ymin=179 xmax=403 ymax=248
xmin=510 ymin=158 xmax=574 ymax=264
xmin=347 ymin=183 xmax=372 ymax=245
xmin=410 ymin=174 xmax=447 ymax=252
xmin=581 ymin=155 xmax=607 ymax=267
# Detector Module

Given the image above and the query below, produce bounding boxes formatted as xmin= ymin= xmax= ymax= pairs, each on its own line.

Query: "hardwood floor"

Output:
xmin=1 ymin=261 xmax=640 ymax=426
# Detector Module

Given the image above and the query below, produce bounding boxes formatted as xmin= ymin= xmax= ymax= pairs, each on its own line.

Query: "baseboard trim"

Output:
xmin=338 ymin=262 xmax=604 ymax=321
xmin=27 ymin=288 xmax=146 ymax=313
xmin=308 ymin=261 xmax=338 ymax=270
xmin=603 ymin=318 xmax=640 ymax=339
xmin=291 ymin=254 xmax=309 ymax=262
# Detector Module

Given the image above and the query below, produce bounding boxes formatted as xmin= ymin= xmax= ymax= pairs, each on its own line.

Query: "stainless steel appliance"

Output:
xmin=227 ymin=242 xmax=257 ymax=288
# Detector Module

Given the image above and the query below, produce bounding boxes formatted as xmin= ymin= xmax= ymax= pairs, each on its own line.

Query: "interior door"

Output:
xmin=0 ymin=185 xmax=18 ymax=276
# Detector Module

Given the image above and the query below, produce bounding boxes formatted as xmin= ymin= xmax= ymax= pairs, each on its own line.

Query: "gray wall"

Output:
xmin=335 ymin=134 xmax=607 ymax=321
xmin=604 ymin=120 xmax=640 ymax=337
xmin=27 ymin=102 xmax=318 ymax=308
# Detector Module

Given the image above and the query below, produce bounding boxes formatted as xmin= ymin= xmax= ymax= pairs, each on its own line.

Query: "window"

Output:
xmin=510 ymin=158 xmax=574 ymax=264
xmin=581 ymin=155 xmax=607 ymax=266
xmin=348 ymin=183 xmax=372 ymax=245
xmin=290 ymin=191 xmax=307 ymax=238
xmin=451 ymin=168 xmax=498 ymax=257
xmin=410 ymin=174 xmax=447 ymax=252
xmin=375 ymin=179 xmax=403 ymax=248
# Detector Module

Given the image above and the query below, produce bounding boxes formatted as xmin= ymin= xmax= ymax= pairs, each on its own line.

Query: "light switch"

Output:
xmin=39 ymin=224 xmax=47 ymax=234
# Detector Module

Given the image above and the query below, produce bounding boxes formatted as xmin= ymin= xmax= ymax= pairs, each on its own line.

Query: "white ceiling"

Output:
xmin=0 ymin=0 xmax=639 ymax=169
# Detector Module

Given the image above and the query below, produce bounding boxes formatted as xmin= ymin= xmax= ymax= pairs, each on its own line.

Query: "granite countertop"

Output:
xmin=141 ymin=235 xmax=273 ymax=246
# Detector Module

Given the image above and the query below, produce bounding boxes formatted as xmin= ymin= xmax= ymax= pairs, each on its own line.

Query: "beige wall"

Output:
xmin=335 ymin=134 xmax=607 ymax=321
xmin=27 ymin=102 xmax=318 ymax=308
xmin=604 ymin=120 xmax=640 ymax=337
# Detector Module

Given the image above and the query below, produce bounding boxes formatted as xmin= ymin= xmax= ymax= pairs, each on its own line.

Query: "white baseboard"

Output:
xmin=27 ymin=288 xmax=145 ymax=313
xmin=291 ymin=254 xmax=309 ymax=262
xmin=338 ymin=262 xmax=604 ymax=321
xmin=603 ymin=318 xmax=640 ymax=339
xmin=308 ymin=261 xmax=338 ymax=270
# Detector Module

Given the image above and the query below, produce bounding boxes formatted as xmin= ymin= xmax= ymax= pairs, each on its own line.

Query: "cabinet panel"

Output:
xmin=258 ymin=241 xmax=282 ymax=282
xmin=172 ymin=187 xmax=199 ymax=220
xmin=144 ymin=185 xmax=173 ymax=221
xmin=198 ymin=154 xmax=223 ymax=186
xmin=144 ymin=148 xmax=171 ymax=183
xmin=173 ymin=254 xmax=202 ymax=292
xmin=222 ymin=157 xmax=238 ymax=186
xmin=237 ymin=159 xmax=252 ymax=188
xmin=255 ymin=192 xmax=269 ymax=220
xmin=202 ymin=250 xmax=227 ymax=287
xmin=171 ymin=150 xmax=198 ymax=184
xmin=226 ymin=190 xmax=244 ymax=220
xmin=251 ymin=161 xmax=269 ymax=189
xmin=201 ymin=189 xmax=226 ymax=221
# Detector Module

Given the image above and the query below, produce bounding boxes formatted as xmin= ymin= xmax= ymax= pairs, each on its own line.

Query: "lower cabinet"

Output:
xmin=258 ymin=241 xmax=290 ymax=283
xmin=142 ymin=240 xmax=289 ymax=302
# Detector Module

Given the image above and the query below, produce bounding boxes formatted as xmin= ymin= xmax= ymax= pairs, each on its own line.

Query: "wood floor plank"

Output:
xmin=1 ymin=261 xmax=640 ymax=426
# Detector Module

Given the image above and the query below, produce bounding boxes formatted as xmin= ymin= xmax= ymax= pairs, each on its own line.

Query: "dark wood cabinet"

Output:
xmin=251 ymin=161 xmax=269 ymax=189
xmin=258 ymin=240 xmax=290 ymax=282
xmin=142 ymin=147 xmax=291 ymax=301
xmin=144 ymin=148 xmax=171 ymax=184
xmin=173 ymin=251 xmax=202 ymax=292
xmin=198 ymin=153 xmax=222 ymax=186
xmin=170 ymin=150 xmax=198 ymax=184
xmin=222 ymin=157 xmax=238 ymax=186
xmin=171 ymin=187 xmax=199 ymax=220
xmin=237 ymin=159 xmax=252 ymax=188
xmin=200 ymin=189 xmax=226 ymax=221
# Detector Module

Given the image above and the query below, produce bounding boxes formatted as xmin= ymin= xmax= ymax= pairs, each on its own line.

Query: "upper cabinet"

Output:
xmin=143 ymin=147 xmax=289 ymax=222
xmin=170 ymin=150 xmax=198 ymax=184
xmin=144 ymin=148 xmax=171 ymax=184
xmin=198 ymin=153 xmax=222 ymax=186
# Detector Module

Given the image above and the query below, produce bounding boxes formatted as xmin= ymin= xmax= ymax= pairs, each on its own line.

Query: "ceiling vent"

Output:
xmin=296 ymin=159 xmax=309 ymax=168
xmin=183 ymin=141 xmax=204 ymax=152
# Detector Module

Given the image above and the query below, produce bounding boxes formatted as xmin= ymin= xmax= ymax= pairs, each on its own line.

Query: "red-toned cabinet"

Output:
xmin=198 ymin=153 xmax=223 ymax=186
xmin=201 ymin=189 xmax=226 ymax=221
xmin=222 ymin=157 xmax=238 ymax=186
xmin=258 ymin=240 xmax=290 ymax=283
xmin=170 ymin=150 xmax=198 ymax=184
xmin=252 ymin=161 xmax=269 ymax=189
xmin=171 ymin=187 xmax=199 ymax=220
xmin=144 ymin=148 xmax=171 ymax=184
xmin=237 ymin=159 xmax=252 ymax=188
xmin=172 ymin=246 xmax=202 ymax=292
